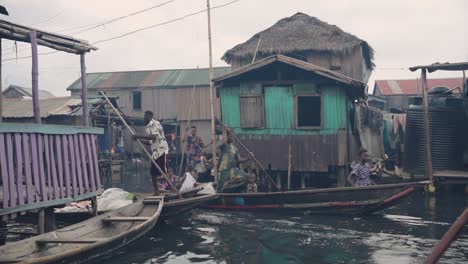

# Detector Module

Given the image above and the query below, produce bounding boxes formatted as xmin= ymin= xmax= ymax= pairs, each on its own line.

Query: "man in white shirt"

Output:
xmin=132 ymin=111 xmax=169 ymax=195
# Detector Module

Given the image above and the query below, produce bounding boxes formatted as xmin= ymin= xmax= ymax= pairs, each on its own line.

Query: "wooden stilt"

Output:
xmin=287 ymin=134 xmax=292 ymax=190
xmin=91 ymin=196 xmax=98 ymax=216
xmin=421 ymin=69 xmax=434 ymax=192
xmin=276 ymin=173 xmax=282 ymax=190
xmin=30 ymin=30 xmax=41 ymax=124
xmin=80 ymin=53 xmax=89 ymax=127
xmin=0 ymin=38 xmax=3 ymax=123
xmin=37 ymin=209 xmax=45 ymax=235
xmin=0 ymin=219 xmax=6 ymax=246
xmin=44 ymin=207 xmax=56 ymax=232
xmin=300 ymin=174 xmax=306 ymax=189
xmin=337 ymin=167 xmax=346 ymax=187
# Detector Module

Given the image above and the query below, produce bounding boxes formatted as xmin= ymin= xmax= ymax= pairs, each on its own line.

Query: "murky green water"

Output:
xmin=99 ymin=190 xmax=467 ymax=264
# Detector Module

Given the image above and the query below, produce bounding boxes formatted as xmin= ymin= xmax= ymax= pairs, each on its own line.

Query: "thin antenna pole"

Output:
xmin=206 ymin=0 xmax=218 ymax=181
xmin=251 ymin=34 xmax=262 ymax=63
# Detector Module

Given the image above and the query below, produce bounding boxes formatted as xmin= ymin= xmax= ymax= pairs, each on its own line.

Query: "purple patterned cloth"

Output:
xmin=351 ymin=163 xmax=372 ymax=186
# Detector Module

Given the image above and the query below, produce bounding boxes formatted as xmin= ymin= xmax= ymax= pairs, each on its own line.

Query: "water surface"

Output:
xmin=103 ymin=190 xmax=468 ymax=264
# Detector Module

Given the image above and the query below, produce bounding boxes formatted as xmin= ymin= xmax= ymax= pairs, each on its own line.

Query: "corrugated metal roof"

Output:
xmin=2 ymin=85 xmax=55 ymax=99
xmin=374 ymin=78 xmax=464 ymax=96
xmin=2 ymin=97 xmax=103 ymax=118
xmin=66 ymin=67 xmax=231 ymax=90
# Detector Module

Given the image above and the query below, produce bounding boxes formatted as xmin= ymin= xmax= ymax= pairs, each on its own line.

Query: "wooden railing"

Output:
xmin=0 ymin=124 xmax=103 ymax=210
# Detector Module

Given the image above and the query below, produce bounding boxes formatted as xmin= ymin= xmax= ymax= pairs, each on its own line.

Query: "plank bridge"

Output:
xmin=0 ymin=123 xmax=103 ymax=219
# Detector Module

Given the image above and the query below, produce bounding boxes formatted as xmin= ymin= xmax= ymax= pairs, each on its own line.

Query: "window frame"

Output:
xmin=294 ymin=94 xmax=323 ymax=129
xmin=132 ymin=91 xmax=142 ymax=111
xmin=239 ymin=95 xmax=265 ymax=129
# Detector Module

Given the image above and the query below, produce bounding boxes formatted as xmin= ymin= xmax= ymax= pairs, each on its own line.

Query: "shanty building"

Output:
xmin=1 ymin=85 xmax=55 ymax=100
xmin=215 ymin=12 xmax=375 ymax=188
xmin=223 ymin=12 xmax=374 ymax=83
xmin=214 ymin=55 xmax=366 ymax=188
xmin=66 ymin=67 xmax=230 ymax=152
xmin=372 ymin=77 xmax=464 ymax=111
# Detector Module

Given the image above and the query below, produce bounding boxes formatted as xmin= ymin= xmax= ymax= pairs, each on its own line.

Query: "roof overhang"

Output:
xmin=409 ymin=62 xmax=468 ymax=73
xmin=214 ymin=54 xmax=366 ymax=97
xmin=0 ymin=19 xmax=97 ymax=54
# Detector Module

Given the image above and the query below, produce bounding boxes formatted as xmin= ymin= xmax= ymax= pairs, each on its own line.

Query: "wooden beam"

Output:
xmin=36 ymin=238 xmax=104 ymax=244
xmin=80 ymin=53 xmax=88 ymax=126
xmin=102 ymin=217 xmax=150 ymax=223
xmin=421 ymin=69 xmax=434 ymax=190
xmin=30 ymin=30 xmax=40 ymax=124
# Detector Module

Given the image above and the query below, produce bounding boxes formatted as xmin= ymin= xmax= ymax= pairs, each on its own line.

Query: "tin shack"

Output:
xmin=214 ymin=54 xmax=366 ymax=188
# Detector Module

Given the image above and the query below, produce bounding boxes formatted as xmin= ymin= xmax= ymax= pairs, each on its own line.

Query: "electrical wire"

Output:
xmin=1 ymin=0 xmax=241 ymax=62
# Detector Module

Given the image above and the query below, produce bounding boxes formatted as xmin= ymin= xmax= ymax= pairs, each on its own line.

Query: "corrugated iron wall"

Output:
xmin=177 ymin=86 xmax=220 ymax=121
xmin=220 ymin=84 xmax=347 ymax=135
xmin=219 ymin=82 xmax=350 ymax=172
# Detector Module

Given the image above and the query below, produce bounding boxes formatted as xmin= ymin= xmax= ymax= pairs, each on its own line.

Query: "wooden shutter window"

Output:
xmin=239 ymin=96 xmax=264 ymax=129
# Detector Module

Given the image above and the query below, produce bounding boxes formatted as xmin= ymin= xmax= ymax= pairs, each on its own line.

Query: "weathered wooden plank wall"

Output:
xmin=0 ymin=132 xmax=101 ymax=209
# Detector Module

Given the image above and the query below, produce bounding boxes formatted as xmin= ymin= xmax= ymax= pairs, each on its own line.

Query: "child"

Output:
xmin=246 ymin=175 xmax=258 ymax=193
xmin=347 ymin=148 xmax=375 ymax=187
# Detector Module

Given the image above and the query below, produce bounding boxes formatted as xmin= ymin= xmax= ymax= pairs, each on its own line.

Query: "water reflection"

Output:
xmin=102 ymin=190 xmax=467 ymax=264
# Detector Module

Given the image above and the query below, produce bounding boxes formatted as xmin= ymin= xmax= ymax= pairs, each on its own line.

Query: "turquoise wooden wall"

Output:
xmin=219 ymin=82 xmax=348 ymax=135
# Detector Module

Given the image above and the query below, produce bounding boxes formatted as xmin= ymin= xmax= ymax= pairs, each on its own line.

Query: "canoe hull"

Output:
xmin=161 ymin=194 xmax=219 ymax=219
xmin=0 ymin=197 xmax=164 ymax=264
xmin=206 ymin=182 xmax=424 ymax=214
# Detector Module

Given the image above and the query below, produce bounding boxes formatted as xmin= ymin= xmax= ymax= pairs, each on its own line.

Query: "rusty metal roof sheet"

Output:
xmin=66 ymin=67 xmax=231 ymax=90
xmin=374 ymin=78 xmax=464 ymax=96
xmin=2 ymin=97 xmax=103 ymax=118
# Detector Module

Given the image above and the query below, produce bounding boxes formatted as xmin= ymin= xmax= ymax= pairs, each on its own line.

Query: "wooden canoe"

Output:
xmin=0 ymin=196 xmax=164 ymax=264
xmin=161 ymin=193 xmax=219 ymax=219
xmin=205 ymin=182 xmax=426 ymax=214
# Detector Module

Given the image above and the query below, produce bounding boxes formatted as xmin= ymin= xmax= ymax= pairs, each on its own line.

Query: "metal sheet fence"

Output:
xmin=0 ymin=133 xmax=101 ymax=209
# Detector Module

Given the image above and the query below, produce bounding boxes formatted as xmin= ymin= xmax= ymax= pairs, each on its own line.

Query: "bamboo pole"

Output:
xmin=178 ymin=84 xmax=197 ymax=180
xmin=99 ymin=92 xmax=183 ymax=198
xmin=421 ymin=69 xmax=435 ymax=192
xmin=30 ymin=30 xmax=41 ymax=124
xmin=219 ymin=122 xmax=280 ymax=190
xmin=206 ymin=0 xmax=218 ymax=181
xmin=424 ymin=208 xmax=468 ymax=264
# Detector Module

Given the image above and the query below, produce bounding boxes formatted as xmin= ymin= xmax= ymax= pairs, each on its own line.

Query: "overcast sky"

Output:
xmin=1 ymin=0 xmax=467 ymax=96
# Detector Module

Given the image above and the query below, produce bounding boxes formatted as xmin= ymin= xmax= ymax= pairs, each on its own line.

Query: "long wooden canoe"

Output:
xmin=206 ymin=182 xmax=426 ymax=214
xmin=0 ymin=196 xmax=164 ymax=264
xmin=161 ymin=193 xmax=219 ymax=219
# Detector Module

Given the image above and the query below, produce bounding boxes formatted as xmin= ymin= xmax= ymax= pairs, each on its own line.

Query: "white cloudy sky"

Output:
xmin=1 ymin=0 xmax=467 ymax=96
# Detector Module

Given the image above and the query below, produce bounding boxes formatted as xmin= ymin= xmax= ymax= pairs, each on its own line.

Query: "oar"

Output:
xmin=99 ymin=92 xmax=183 ymax=199
xmin=218 ymin=120 xmax=280 ymax=191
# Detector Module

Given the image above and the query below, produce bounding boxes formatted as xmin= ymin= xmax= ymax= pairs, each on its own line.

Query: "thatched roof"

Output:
xmin=222 ymin=12 xmax=374 ymax=70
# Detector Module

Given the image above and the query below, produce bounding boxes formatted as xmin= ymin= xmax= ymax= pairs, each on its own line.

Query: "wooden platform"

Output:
xmin=434 ymin=170 xmax=468 ymax=179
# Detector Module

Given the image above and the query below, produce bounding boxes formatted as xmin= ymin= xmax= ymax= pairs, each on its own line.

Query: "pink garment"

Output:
xmin=393 ymin=114 xmax=407 ymax=134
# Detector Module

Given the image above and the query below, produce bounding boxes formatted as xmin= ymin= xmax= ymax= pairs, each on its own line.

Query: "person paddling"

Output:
xmin=132 ymin=111 xmax=169 ymax=195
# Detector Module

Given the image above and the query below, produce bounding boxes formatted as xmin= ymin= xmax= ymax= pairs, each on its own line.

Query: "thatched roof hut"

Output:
xmin=222 ymin=12 xmax=375 ymax=78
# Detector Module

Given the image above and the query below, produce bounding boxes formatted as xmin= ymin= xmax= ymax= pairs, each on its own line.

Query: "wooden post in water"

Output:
xmin=30 ymin=30 xmax=41 ymax=124
xmin=37 ymin=209 xmax=45 ymax=234
xmin=80 ymin=53 xmax=89 ymax=127
xmin=206 ymin=0 xmax=218 ymax=181
xmin=287 ymin=134 xmax=292 ymax=190
xmin=0 ymin=38 xmax=3 ymax=123
xmin=421 ymin=69 xmax=435 ymax=191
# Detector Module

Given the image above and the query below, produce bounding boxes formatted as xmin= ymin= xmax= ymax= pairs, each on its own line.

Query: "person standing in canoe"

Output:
xmin=347 ymin=148 xmax=376 ymax=187
xmin=182 ymin=125 xmax=213 ymax=171
xmin=132 ymin=111 xmax=169 ymax=195
xmin=217 ymin=126 xmax=251 ymax=192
